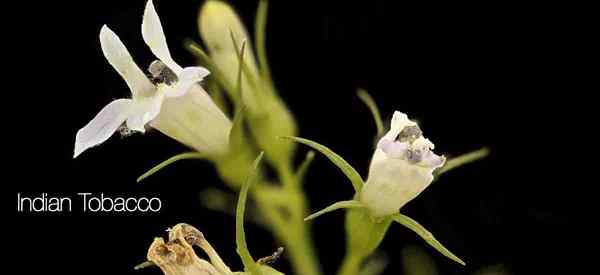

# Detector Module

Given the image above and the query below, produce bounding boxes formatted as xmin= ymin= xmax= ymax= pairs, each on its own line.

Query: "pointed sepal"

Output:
xmin=280 ymin=136 xmax=364 ymax=193
xmin=391 ymin=213 xmax=466 ymax=266
xmin=304 ymin=200 xmax=365 ymax=221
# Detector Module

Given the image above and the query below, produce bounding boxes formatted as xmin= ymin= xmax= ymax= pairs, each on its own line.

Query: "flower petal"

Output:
xmin=74 ymin=99 xmax=133 ymax=158
xmin=383 ymin=111 xmax=417 ymax=140
xmin=126 ymin=94 xmax=165 ymax=132
xmin=100 ymin=25 xmax=154 ymax=98
xmin=163 ymin=67 xmax=210 ymax=98
xmin=379 ymin=139 xmax=408 ymax=159
xmin=142 ymin=0 xmax=182 ymax=73
xmin=361 ymin=158 xmax=434 ymax=217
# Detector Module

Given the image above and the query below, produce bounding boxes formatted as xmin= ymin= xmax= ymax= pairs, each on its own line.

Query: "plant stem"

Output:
xmin=337 ymin=252 xmax=364 ymax=275
xmin=253 ymin=186 xmax=321 ymax=275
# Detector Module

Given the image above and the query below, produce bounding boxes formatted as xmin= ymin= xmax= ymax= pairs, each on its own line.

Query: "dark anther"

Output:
xmin=148 ymin=60 xmax=178 ymax=85
xmin=397 ymin=125 xmax=422 ymax=143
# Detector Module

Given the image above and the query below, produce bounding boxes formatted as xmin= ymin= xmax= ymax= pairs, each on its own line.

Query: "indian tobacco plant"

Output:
xmin=75 ymin=1 xmax=489 ymax=275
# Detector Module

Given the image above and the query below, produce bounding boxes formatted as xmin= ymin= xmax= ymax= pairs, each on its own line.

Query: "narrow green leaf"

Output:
xmin=254 ymin=0 xmax=273 ymax=84
xmin=137 ymin=152 xmax=207 ymax=182
xmin=295 ymin=150 xmax=315 ymax=183
xmin=229 ymin=31 xmax=259 ymax=90
xmin=234 ymin=38 xmax=247 ymax=100
xmin=236 ymin=152 xmax=265 ymax=275
xmin=305 ymin=200 xmax=364 ymax=221
xmin=357 ymin=89 xmax=384 ymax=137
xmin=391 ymin=214 xmax=466 ymax=266
xmin=228 ymin=40 xmax=248 ymax=153
xmin=280 ymin=136 xmax=364 ymax=193
xmin=436 ymin=147 xmax=490 ymax=176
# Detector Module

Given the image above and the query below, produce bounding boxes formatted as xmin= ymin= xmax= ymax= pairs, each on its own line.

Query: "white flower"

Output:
xmin=74 ymin=0 xmax=230 ymax=158
xmin=360 ymin=111 xmax=446 ymax=217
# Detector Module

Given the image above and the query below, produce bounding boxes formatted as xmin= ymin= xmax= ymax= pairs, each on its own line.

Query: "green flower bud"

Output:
xmin=198 ymin=0 xmax=297 ymax=165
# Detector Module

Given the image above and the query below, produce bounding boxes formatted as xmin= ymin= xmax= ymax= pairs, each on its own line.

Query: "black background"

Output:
xmin=5 ymin=0 xmax=589 ymax=274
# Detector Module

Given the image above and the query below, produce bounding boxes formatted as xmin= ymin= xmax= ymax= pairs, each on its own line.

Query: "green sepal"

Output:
xmin=304 ymin=200 xmax=364 ymax=221
xmin=280 ymin=136 xmax=364 ymax=193
xmin=295 ymin=150 xmax=315 ymax=183
xmin=391 ymin=213 xmax=466 ymax=266
xmin=137 ymin=152 xmax=207 ymax=182
xmin=436 ymin=147 xmax=490 ymax=176
xmin=356 ymin=88 xmax=384 ymax=138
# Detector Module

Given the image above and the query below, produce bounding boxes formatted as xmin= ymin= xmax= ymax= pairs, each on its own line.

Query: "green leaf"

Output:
xmin=436 ymin=147 xmax=490 ymax=176
xmin=226 ymin=39 xmax=253 ymax=155
xmin=234 ymin=38 xmax=247 ymax=100
xmin=357 ymin=89 xmax=384 ymax=138
xmin=305 ymin=200 xmax=364 ymax=221
xmin=230 ymin=31 xmax=259 ymax=91
xmin=391 ymin=214 xmax=466 ymax=266
xmin=279 ymin=136 xmax=364 ymax=193
xmin=236 ymin=152 xmax=265 ymax=275
xmin=137 ymin=152 xmax=207 ymax=182
xmin=227 ymin=38 xmax=248 ymax=152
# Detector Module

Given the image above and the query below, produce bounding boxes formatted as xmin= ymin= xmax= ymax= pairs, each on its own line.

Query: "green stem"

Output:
xmin=253 ymin=187 xmax=321 ymax=275
xmin=337 ymin=252 xmax=364 ymax=275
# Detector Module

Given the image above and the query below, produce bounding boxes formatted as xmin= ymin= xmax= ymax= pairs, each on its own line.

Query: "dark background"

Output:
xmin=5 ymin=0 xmax=589 ymax=274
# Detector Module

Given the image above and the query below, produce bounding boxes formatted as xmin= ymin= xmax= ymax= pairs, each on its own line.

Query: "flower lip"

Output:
xmin=378 ymin=112 xmax=444 ymax=169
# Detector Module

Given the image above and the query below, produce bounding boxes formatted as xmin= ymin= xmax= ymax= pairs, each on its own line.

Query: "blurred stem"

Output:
xmin=253 ymin=193 xmax=321 ymax=275
xmin=338 ymin=252 xmax=364 ymax=275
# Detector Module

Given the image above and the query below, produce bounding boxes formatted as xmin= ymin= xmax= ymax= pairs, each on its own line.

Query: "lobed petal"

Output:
xmin=74 ymin=99 xmax=133 ymax=158
xmin=99 ymin=25 xmax=154 ymax=98
xmin=163 ymin=67 xmax=210 ymax=98
xmin=142 ymin=0 xmax=182 ymax=74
